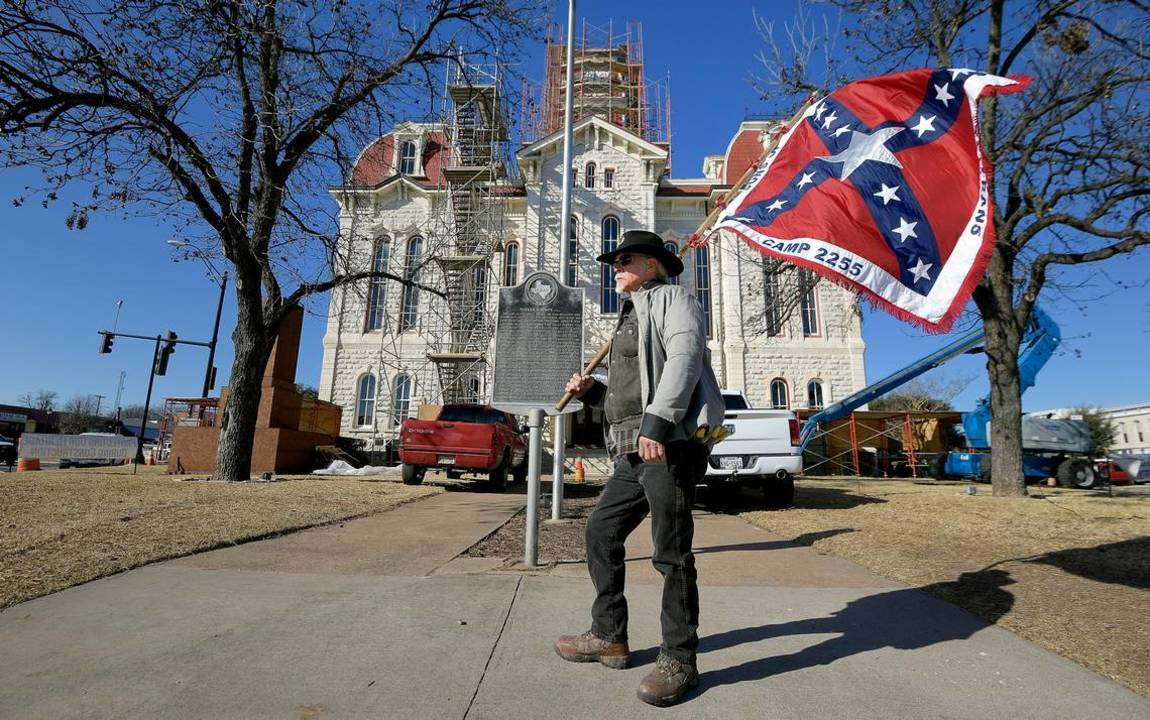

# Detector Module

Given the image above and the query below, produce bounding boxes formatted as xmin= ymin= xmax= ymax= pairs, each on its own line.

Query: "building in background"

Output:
xmin=320 ymin=21 xmax=866 ymax=455
xmin=1100 ymin=403 xmax=1150 ymax=457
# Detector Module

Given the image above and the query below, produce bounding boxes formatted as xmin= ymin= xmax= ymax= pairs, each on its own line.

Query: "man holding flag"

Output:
xmin=551 ymin=67 xmax=1027 ymax=707
xmin=554 ymin=229 xmax=725 ymax=708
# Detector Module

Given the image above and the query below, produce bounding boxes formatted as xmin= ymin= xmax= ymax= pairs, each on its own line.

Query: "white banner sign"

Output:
xmin=18 ymin=433 xmax=137 ymax=460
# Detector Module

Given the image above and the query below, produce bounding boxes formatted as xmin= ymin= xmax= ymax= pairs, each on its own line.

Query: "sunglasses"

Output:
xmin=612 ymin=254 xmax=650 ymax=269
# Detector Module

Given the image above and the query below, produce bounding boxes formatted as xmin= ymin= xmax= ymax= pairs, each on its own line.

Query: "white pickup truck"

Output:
xmin=705 ymin=390 xmax=803 ymax=506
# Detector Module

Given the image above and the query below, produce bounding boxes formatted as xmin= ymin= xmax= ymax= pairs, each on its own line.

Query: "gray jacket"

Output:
xmin=587 ymin=281 xmax=726 ymax=445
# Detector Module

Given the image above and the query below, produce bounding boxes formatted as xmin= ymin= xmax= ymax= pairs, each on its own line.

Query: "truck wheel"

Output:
xmin=401 ymin=463 xmax=424 ymax=485
xmin=511 ymin=459 xmax=527 ymax=485
xmin=1057 ymin=458 xmax=1096 ymax=489
xmin=488 ymin=453 xmax=509 ymax=492
xmin=930 ymin=454 xmax=948 ymax=481
xmin=762 ymin=474 xmax=795 ymax=509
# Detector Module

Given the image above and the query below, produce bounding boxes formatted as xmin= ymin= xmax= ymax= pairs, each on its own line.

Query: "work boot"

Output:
xmin=554 ymin=630 xmax=630 ymax=669
xmin=636 ymin=653 xmax=699 ymax=707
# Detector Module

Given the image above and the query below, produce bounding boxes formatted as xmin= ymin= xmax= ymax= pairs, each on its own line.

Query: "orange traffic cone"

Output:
xmin=574 ymin=456 xmax=585 ymax=484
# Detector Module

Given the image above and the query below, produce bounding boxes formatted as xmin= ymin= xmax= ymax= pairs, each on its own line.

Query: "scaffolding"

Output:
xmin=422 ymin=57 xmax=514 ymax=404
xmin=522 ymin=20 xmax=670 ymax=151
xmin=797 ymin=410 xmax=963 ymax=478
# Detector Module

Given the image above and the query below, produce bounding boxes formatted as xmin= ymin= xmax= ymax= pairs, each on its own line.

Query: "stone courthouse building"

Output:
xmin=320 ymin=22 xmax=866 ymax=454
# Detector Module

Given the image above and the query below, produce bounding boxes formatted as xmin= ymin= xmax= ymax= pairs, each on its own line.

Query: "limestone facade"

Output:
xmin=320 ymin=117 xmax=866 ymax=450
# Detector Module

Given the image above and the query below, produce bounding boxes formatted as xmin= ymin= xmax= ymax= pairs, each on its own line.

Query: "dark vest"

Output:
xmin=605 ymin=301 xmax=643 ymax=426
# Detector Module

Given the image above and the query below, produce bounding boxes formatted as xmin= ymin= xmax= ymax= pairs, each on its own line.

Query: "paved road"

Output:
xmin=1 ymin=489 xmax=1146 ymax=719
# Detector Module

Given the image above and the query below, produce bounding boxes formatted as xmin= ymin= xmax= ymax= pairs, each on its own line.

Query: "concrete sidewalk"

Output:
xmin=1 ymin=490 xmax=1146 ymax=719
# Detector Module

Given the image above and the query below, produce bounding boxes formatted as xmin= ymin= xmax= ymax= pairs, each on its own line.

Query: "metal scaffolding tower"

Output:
xmin=523 ymin=20 xmax=670 ymax=151
xmin=424 ymin=58 xmax=513 ymax=404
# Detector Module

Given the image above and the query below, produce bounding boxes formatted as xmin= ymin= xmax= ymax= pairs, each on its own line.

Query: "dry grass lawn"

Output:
xmin=0 ymin=465 xmax=439 ymax=610
xmin=742 ymin=478 xmax=1150 ymax=697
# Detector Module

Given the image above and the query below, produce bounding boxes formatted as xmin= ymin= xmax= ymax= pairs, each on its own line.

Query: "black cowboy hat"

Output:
xmin=595 ymin=229 xmax=684 ymax=277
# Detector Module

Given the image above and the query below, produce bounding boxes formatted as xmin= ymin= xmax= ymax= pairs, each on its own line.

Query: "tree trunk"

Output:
xmin=974 ymin=247 xmax=1028 ymax=497
xmin=213 ymin=284 xmax=274 ymax=482
xmin=985 ymin=325 xmax=1026 ymax=496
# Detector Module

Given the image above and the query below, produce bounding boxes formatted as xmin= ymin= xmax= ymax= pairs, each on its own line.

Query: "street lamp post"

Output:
xmin=167 ymin=240 xmax=228 ymax=399
xmin=202 ymin=271 xmax=228 ymax=398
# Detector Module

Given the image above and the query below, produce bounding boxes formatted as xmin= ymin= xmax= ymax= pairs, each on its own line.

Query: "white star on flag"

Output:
xmin=814 ymin=103 xmax=827 ymax=120
xmin=822 ymin=110 xmax=839 ymax=129
xmin=796 ymin=171 xmax=815 ymax=188
xmin=766 ymin=199 xmax=788 ymax=212
xmin=832 ymin=125 xmax=851 ymax=137
xmin=909 ymin=258 xmax=933 ymax=283
xmin=949 ymin=67 xmax=973 ymax=80
xmin=874 ymin=183 xmax=901 ymax=205
xmin=892 ymin=217 xmax=919 ymax=242
xmin=911 ymin=114 xmax=937 ymax=137
xmin=934 ymin=83 xmax=954 ymax=106
xmin=818 ymin=127 xmax=905 ymax=181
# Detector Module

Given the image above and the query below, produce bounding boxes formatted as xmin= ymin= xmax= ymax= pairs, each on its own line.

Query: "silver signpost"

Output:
xmin=491 ymin=270 xmax=583 ymax=568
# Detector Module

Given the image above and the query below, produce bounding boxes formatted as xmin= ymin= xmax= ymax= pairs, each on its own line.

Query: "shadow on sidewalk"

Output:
xmin=692 ymin=569 xmax=1016 ymax=694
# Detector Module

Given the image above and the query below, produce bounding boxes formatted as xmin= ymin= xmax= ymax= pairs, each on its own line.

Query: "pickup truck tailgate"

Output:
xmin=719 ymin=409 xmax=796 ymax=453
xmin=401 ymin=420 xmax=496 ymax=455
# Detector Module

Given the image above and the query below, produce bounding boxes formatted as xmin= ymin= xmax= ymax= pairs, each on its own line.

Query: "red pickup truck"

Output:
xmin=398 ymin=404 xmax=528 ymax=490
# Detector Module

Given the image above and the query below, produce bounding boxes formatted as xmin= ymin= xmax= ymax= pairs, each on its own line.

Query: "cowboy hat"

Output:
xmin=595 ymin=229 xmax=684 ymax=277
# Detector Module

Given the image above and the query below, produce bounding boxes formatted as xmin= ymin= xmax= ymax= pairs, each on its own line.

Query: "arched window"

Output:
xmin=664 ymin=242 xmax=680 ymax=286
xmin=694 ymin=244 xmax=712 ymax=337
xmin=799 ymin=269 xmax=820 ymax=336
xmin=770 ymin=378 xmax=789 ymax=409
xmin=399 ymin=236 xmax=423 ymax=330
xmin=603 ymin=168 xmax=615 ymax=188
xmin=585 ymin=162 xmax=596 ymax=188
xmin=399 ymin=140 xmax=416 ymax=175
xmin=391 ymin=374 xmax=412 ymax=427
xmin=600 ymin=216 xmax=620 ymax=312
xmin=365 ymin=236 xmax=391 ymax=331
xmin=355 ymin=374 xmax=376 ymax=427
xmin=807 ymin=380 xmax=824 ymax=409
xmin=571 ymin=166 xmax=578 ymax=184
xmin=567 ymin=216 xmax=578 ymax=286
xmin=503 ymin=242 xmax=519 ymax=286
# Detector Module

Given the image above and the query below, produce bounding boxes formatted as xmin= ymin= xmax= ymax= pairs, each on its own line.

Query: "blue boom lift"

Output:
xmin=798 ymin=306 xmax=1097 ymax=488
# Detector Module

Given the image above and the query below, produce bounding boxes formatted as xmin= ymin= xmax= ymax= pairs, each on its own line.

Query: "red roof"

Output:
xmin=657 ymin=183 xmax=714 ymax=197
xmin=724 ymin=128 xmax=763 ymax=185
xmin=350 ymin=131 xmax=452 ymax=187
xmin=351 ymin=134 xmax=394 ymax=186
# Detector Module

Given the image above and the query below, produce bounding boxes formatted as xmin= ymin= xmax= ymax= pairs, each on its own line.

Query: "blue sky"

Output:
xmin=0 ymin=1 xmax=1146 ymax=414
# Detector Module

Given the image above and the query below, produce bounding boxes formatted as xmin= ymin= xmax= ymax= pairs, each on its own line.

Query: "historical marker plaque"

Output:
xmin=492 ymin=271 xmax=584 ymax=414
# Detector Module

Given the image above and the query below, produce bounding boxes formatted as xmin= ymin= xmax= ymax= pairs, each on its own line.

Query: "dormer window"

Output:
xmin=399 ymin=140 xmax=416 ymax=175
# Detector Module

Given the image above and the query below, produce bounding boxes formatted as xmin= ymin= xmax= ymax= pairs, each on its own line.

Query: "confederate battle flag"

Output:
xmin=711 ymin=68 xmax=1030 ymax=332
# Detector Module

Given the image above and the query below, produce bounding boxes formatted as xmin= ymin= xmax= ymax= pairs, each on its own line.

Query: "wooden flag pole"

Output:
xmin=554 ymin=95 xmax=818 ymax=412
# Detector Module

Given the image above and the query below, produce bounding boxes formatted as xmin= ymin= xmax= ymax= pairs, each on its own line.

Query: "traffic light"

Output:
xmin=98 ymin=331 xmax=114 ymax=354
xmin=154 ymin=331 xmax=177 ymax=376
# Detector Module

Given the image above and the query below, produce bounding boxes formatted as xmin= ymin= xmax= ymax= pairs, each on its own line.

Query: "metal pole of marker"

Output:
xmin=551 ymin=0 xmax=577 ymax=522
xmin=525 ymin=407 xmax=545 ymax=567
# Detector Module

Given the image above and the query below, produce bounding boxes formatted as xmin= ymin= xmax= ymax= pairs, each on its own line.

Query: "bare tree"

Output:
xmin=0 ymin=0 xmax=544 ymax=481
xmin=869 ymin=375 xmax=975 ymax=412
xmin=59 ymin=394 xmax=102 ymax=434
xmin=17 ymin=390 xmax=58 ymax=412
xmin=758 ymin=0 xmax=1149 ymax=495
